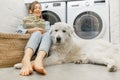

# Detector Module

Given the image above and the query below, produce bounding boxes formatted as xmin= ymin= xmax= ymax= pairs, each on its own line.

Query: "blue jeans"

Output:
xmin=25 ymin=22 xmax=51 ymax=56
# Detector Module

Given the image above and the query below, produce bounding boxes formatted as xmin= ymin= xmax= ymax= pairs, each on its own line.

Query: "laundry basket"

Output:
xmin=0 ymin=32 xmax=30 ymax=68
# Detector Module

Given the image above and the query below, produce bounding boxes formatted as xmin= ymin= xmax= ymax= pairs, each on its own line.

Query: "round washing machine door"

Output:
xmin=74 ymin=11 xmax=103 ymax=39
xmin=42 ymin=11 xmax=61 ymax=25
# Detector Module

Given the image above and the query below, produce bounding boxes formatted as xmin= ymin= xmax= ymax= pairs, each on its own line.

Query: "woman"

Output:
xmin=16 ymin=1 xmax=51 ymax=76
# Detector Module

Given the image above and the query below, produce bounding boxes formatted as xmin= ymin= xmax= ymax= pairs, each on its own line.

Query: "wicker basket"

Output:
xmin=0 ymin=32 xmax=30 ymax=68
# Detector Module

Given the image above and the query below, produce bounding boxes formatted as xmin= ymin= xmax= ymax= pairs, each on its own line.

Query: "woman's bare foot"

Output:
xmin=33 ymin=59 xmax=47 ymax=75
xmin=33 ymin=51 xmax=47 ymax=75
xmin=19 ymin=60 xmax=33 ymax=76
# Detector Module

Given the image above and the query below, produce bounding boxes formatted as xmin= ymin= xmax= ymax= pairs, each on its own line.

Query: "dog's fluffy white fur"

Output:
xmin=14 ymin=22 xmax=120 ymax=72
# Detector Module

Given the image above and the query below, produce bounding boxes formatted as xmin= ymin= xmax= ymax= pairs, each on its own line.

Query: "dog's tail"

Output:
xmin=112 ymin=45 xmax=120 ymax=70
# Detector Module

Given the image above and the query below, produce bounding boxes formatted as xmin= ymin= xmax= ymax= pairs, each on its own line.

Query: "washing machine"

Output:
xmin=67 ymin=0 xmax=110 ymax=41
xmin=41 ymin=2 xmax=66 ymax=25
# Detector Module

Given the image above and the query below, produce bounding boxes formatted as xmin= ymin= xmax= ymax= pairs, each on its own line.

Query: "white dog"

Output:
xmin=14 ymin=22 xmax=120 ymax=72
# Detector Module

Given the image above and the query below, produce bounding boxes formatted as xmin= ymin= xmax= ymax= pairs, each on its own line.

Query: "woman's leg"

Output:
xmin=20 ymin=31 xmax=42 ymax=76
xmin=34 ymin=51 xmax=47 ymax=75
xmin=34 ymin=31 xmax=51 ymax=75
xmin=19 ymin=48 xmax=34 ymax=76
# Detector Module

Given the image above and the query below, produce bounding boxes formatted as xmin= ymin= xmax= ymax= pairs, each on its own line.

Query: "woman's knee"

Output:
xmin=32 ymin=31 xmax=42 ymax=38
xmin=43 ymin=31 xmax=51 ymax=37
xmin=29 ymin=31 xmax=42 ymax=43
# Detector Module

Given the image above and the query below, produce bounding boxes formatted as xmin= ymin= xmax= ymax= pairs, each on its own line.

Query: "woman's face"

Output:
xmin=32 ymin=3 xmax=42 ymax=18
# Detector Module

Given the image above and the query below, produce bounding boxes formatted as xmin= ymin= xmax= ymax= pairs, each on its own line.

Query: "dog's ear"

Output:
xmin=50 ymin=22 xmax=57 ymax=34
xmin=67 ymin=25 xmax=74 ymax=36
xmin=50 ymin=25 xmax=54 ymax=34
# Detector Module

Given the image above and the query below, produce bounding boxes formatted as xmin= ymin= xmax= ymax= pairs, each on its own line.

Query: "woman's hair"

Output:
xmin=29 ymin=1 xmax=41 ymax=13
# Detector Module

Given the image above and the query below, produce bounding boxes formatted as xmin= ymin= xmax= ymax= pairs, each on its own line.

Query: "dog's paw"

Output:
xmin=74 ymin=60 xmax=82 ymax=64
xmin=108 ymin=65 xmax=117 ymax=72
xmin=74 ymin=59 xmax=90 ymax=64
xmin=81 ymin=59 xmax=90 ymax=64
xmin=14 ymin=63 xmax=22 ymax=69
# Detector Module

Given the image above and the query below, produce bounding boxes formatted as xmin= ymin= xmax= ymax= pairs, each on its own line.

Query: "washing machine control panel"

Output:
xmin=43 ymin=2 xmax=62 ymax=9
xmin=53 ymin=3 xmax=61 ymax=7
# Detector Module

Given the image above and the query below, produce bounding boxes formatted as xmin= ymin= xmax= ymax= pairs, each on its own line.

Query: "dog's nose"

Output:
xmin=56 ymin=37 xmax=61 ymax=42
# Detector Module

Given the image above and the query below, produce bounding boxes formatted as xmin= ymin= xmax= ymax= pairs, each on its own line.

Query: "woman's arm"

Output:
xmin=16 ymin=24 xmax=27 ymax=34
xmin=16 ymin=24 xmax=45 ymax=34
xmin=27 ymin=27 xmax=45 ymax=34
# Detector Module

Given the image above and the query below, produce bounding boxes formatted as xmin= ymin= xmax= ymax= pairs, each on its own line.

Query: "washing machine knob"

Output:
xmin=45 ymin=5 xmax=48 ymax=8
xmin=85 ymin=2 xmax=90 ymax=6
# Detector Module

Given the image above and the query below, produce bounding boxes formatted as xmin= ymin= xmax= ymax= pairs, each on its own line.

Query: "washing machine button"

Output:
xmin=85 ymin=2 xmax=90 ymax=6
xmin=45 ymin=5 xmax=48 ymax=8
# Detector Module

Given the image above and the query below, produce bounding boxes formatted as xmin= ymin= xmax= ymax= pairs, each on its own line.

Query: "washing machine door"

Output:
xmin=42 ymin=11 xmax=61 ymax=25
xmin=74 ymin=11 xmax=103 ymax=39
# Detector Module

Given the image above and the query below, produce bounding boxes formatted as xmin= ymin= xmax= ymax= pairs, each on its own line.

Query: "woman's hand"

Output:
xmin=26 ymin=27 xmax=46 ymax=34
xmin=38 ymin=27 xmax=46 ymax=34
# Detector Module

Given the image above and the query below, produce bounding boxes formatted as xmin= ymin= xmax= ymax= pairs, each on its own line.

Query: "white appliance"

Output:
xmin=41 ymin=2 xmax=66 ymax=25
xmin=67 ymin=0 xmax=110 ymax=41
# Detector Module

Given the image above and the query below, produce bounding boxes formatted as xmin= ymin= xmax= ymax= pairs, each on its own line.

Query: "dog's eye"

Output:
xmin=55 ymin=29 xmax=58 ymax=32
xmin=62 ymin=30 xmax=66 ymax=33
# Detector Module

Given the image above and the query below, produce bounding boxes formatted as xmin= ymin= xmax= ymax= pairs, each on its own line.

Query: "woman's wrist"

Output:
xmin=26 ymin=27 xmax=45 ymax=34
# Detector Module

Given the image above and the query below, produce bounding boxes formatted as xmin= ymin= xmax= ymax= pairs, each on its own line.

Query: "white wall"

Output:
xmin=110 ymin=0 xmax=120 ymax=45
